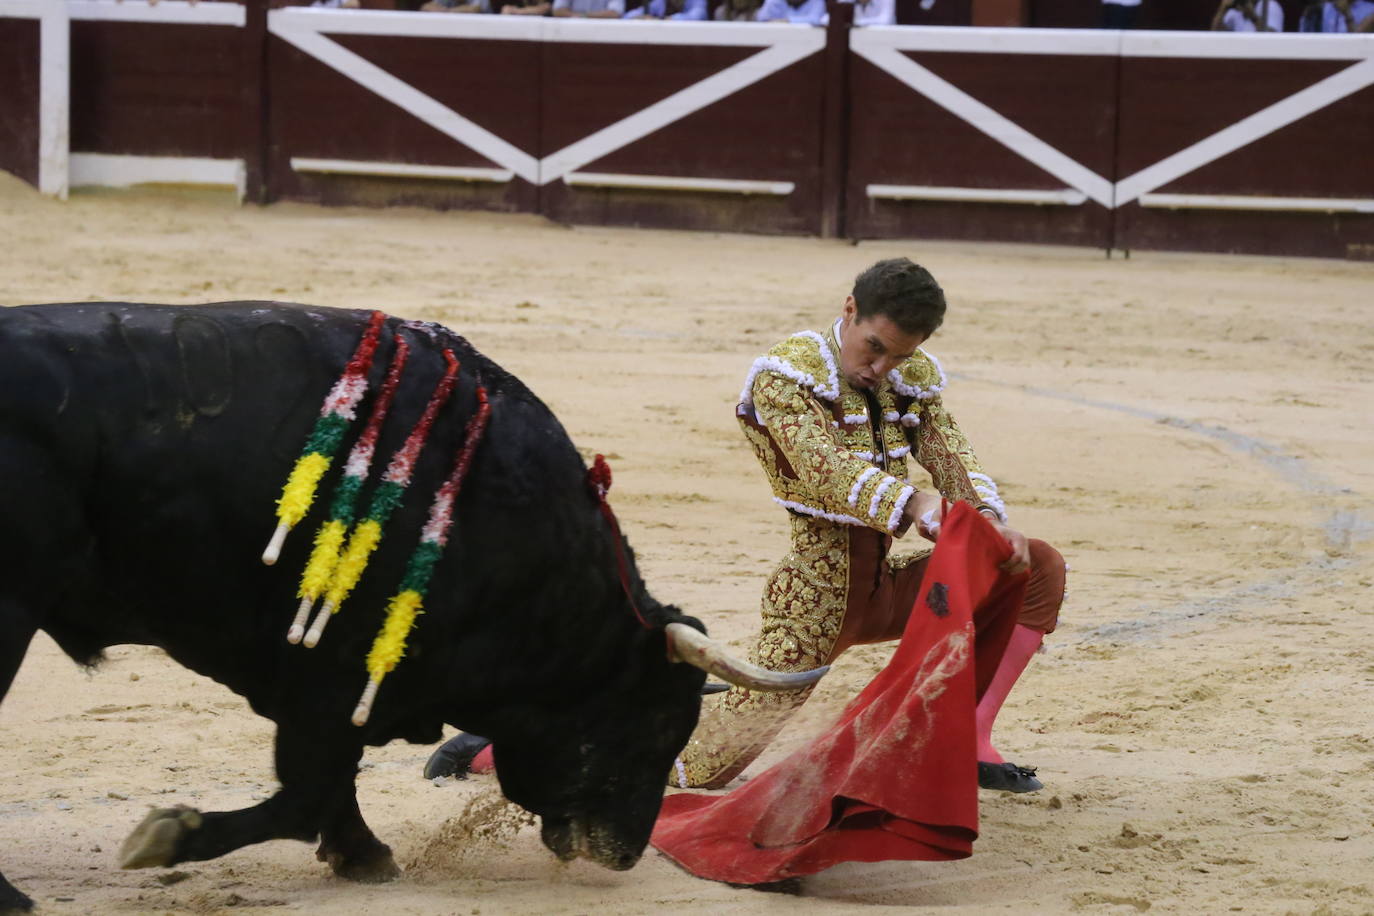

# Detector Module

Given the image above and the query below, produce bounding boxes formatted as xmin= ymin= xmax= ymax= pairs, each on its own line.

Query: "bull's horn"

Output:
xmin=664 ymin=622 xmax=828 ymax=692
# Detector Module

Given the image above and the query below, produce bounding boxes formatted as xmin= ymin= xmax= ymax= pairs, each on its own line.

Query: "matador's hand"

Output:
xmin=904 ymin=491 xmax=946 ymax=541
xmin=984 ymin=517 xmax=1030 ymax=574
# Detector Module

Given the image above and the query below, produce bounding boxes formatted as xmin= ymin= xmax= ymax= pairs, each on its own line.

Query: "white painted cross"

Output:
xmin=850 ymin=27 xmax=1374 ymax=209
xmin=267 ymin=10 xmax=825 ymax=187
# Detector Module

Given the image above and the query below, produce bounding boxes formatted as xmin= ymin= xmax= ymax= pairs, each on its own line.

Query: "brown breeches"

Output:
xmin=834 ymin=530 xmax=1065 ymax=657
xmin=673 ymin=519 xmax=1066 ymax=789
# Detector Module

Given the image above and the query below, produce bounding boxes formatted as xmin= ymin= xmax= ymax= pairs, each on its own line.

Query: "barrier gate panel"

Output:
xmin=1113 ymin=34 xmax=1374 ymax=259
xmin=267 ymin=11 xmax=541 ymax=214
xmin=537 ymin=21 xmax=827 ymax=236
xmin=847 ymin=28 xmax=1119 ymax=248
xmin=70 ymin=20 xmax=244 ymax=160
xmin=0 ymin=17 xmax=41 ymax=188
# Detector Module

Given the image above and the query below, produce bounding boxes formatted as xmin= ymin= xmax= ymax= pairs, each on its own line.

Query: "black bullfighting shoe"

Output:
xmin=977 ymin=761 xmax=1043 ymax=793
xmin=423 ymin=732 xmax=492 ymax=780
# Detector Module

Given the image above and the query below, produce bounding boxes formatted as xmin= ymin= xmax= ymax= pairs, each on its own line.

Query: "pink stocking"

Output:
xmin=470 ymin=745 xmax=495 ymax=775
xmin=975 ymin=624 xmax=1043 ymax=763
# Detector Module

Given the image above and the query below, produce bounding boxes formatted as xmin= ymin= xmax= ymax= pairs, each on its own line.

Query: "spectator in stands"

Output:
xmin=1100 ymin=0 xmax=1141 ymax=28
xmin=1213 ymin=0 xmax=1284 ymax=29
xmin=420 ymin=0 xmax=488 ymax=12
xmin=757 ymin=0 xmax=827 ymax=24
xmin=1299 ymin=0 xmax=1374 ymax=30
xmin=500 ymin=0 xmax=551 ymax=13
xmin=714 ymin=0 xmax=761 ymax=19
xmin=823 ymin=0 xmax=896 ymax=25
xmin=624 ymin=0 xmax=707 ymax=19
xmin=554 ymin=0 xmax=625 ymax=15
xmin=853 ymin=0 xmax=897 ymax=25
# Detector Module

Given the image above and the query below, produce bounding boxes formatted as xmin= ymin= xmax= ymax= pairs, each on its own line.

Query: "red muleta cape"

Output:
xmin=650 ymin=502 xmax=1025 ymax=884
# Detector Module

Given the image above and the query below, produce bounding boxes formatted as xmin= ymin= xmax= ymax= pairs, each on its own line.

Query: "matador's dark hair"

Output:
xmin=851 ymin=257 xmax=946 ymax=338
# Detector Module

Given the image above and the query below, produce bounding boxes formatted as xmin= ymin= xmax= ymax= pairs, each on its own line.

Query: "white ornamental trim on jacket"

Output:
xmin=847 ymin=466 xmax=882 ymax=508
xmin=887 ymin=484 xmax=915 ymax=532
xmin=868 ymin=475 xmax=898 ymax=519
xmin=969 ymin=472 xmax=1008 ymax=521
xmin=738 ymin=331 xmax=841 ymax=419
xmin=887 ymin=347 xmax=947 ymax=401
xmin=771 ymin=497 xmax=866 ymax=527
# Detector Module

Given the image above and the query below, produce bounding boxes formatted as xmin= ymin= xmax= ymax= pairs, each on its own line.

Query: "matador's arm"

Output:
xmin=753 ymin=372 xmax=915 ymax=533
xmin=913 ymin=395 xmax=1007 ymax=521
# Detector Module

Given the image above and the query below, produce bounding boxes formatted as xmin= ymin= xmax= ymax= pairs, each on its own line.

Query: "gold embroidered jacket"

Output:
xmin=736 ymin=324 xmax=1005 ymax=533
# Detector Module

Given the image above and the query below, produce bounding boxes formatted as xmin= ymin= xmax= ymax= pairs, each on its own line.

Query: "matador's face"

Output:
xmin=836 ymin=297 xmax=927 ymax=390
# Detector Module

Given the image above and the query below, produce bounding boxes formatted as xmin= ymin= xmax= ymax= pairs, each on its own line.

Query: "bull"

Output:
xmin=0 ymin=302 xmax=822 ymax=914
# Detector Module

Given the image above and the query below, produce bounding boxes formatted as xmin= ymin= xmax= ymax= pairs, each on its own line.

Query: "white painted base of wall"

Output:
xmin=564 ymin=172 xmax=795 ymax=195
xmin=1139 ymin=192 xmax=1374 ymax=214
xmin=290 ymin=157 xmax=514 ymax=183
xmin=69 ymin=153 xmax=246 ymax=201
xmin=867 ymin=184 xmax=1088 ymax=206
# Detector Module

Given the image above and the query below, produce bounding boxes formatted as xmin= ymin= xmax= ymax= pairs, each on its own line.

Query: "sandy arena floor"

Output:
xmin=1 ymin=173 xmax=1372 ymax=915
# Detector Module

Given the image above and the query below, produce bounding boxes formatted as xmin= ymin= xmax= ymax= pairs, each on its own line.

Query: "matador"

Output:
xmin=672 ymin=257 xmax=1065 ymax=793
xmin=422 ymin=258 xmax=1064 ymax=794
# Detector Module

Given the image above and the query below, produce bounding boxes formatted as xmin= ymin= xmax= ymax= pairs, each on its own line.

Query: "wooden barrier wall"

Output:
xmin=3 ymin=0 xmax=1372 ymax=259
xmin=264 ymin=12 xmax=827 ymax=232
xmin=1112 ymin=32 xmax=1374 ymax=258
xmin=845 ymin=28 xmax=1374 ymax=257
xmin=847 ymin=28 xmax=1120 ymax=248
xmin=0 ymin=14 xmax=42 ymax=189
xmin=0 ymin=0 xmax=65 ymax=196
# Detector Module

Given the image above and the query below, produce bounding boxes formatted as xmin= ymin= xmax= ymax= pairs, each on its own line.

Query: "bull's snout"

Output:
xmin=540 ymin=815 xmax=587 ymax=863
xmin=539 ymin=817 xmax=644 ymax=871
xmin=601 ymin=849 xmax=641 ymax=871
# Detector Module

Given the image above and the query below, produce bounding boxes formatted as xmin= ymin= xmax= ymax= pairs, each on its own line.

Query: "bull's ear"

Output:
xmin=653 ymin=604 xmax=699 ymax=631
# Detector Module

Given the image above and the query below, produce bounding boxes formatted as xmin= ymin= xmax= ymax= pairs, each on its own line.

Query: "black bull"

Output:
xmin=0 ymin=302 xmax=794 ymax=913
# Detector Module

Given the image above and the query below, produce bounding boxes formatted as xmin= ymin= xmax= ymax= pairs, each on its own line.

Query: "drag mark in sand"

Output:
xmin=952 ymin=373 xmax=1372 ymax=643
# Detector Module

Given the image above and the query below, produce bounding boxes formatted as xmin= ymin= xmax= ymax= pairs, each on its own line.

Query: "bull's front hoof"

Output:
xmin=316 ymin=842 xmax=401 ymax=883
xmin=118 ymin=806 xmax=204 ymax=869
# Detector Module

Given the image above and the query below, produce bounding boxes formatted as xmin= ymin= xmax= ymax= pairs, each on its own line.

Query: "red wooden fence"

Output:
xmin=2 ymin=0 xmax=1371 ymax=258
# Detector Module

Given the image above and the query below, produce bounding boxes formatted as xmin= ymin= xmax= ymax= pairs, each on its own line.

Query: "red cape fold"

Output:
xmin=650 ymin=502 xmax=1025 ymax=884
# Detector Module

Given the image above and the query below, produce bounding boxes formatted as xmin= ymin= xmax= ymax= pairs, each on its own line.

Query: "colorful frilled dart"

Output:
xmin=353 ymin=384 xmax=491 ymax=727
xmin=301 ymin=348 xmax=461 ymax=649
xmin=287 ymin=334 xmax=412 ymax=645
xmin=263 ymin=311 xmax=387 ymax=566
